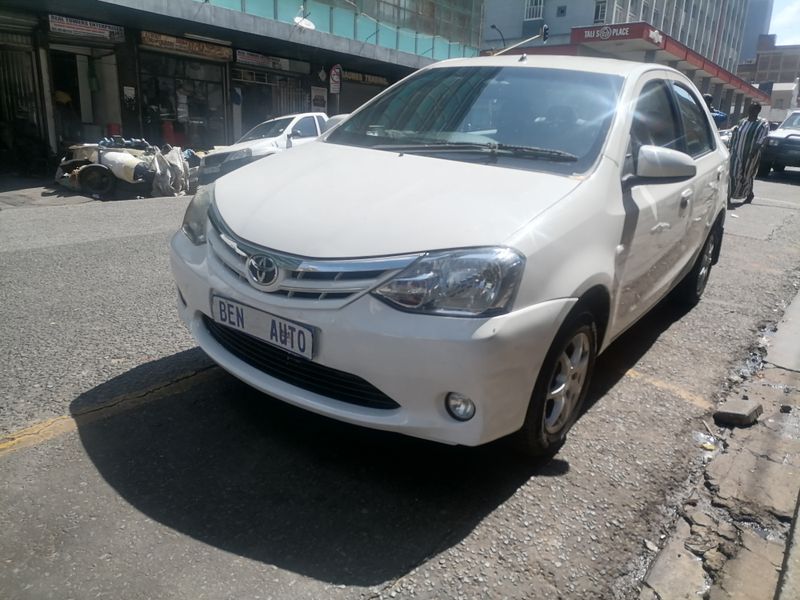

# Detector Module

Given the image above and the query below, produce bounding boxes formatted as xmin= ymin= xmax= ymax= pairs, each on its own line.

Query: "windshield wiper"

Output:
xmin=372 ymin=141 xmax=578 ymax=162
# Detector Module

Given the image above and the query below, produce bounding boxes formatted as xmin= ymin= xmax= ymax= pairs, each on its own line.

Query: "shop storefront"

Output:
xmin=0 ymin=11 xmax=45 ymax=170
xmin=339 ymin=70 xmax=390 ymax=113
xmin=45 ymin=14 xmax=125 ymax=149
xmin=138 ymin=31 xmax=231 ymax=149
xmin=230 ymin=49 xmax=311 ymax=140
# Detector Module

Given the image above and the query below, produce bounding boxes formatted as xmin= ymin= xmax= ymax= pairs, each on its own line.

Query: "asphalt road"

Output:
xmin=1 ymin=170 xmax=800 ymax=599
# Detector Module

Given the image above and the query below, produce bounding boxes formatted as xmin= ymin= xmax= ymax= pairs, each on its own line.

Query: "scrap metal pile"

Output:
xmin=55 ymin=137 xmax=200 ymax=198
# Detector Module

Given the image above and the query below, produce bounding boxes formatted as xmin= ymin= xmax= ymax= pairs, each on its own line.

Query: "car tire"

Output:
xmin=674 ymin=223 xmax=720 ymax=307
xmin=78 ymin=164 xmax=116 ymax=197
xmin=773 ymin=164 xmax=785 ymax=173
xmin=757 ymin=161 xmax=772 ymax=177
xmin=513 ymin=311 xmax=597 ymax=459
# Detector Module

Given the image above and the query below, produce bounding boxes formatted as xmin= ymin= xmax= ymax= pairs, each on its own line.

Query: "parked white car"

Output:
xmin=172 ymin=56 xmax=728 ymax=457
xmin=198 ymin=112 xmax=328 ymax=184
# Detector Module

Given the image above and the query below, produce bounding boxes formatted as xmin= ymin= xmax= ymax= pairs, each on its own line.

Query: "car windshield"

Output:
xmin=780 ymin=112 xmax=800 ymax=130
xmin=326 ymin=65 xmax=623 ymax=174
xmin=239 ymin=117 xmax=293 ymax=142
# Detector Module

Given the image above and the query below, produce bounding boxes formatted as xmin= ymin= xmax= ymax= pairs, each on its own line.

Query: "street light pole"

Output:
xmin=490 ymin=24 xmax=506 ymax=49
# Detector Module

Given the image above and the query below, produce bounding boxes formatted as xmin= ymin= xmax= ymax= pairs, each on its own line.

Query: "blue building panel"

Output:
xmin=306 ymin=1 xmax=331 ymax=33
xmin=377 ymin=23 xmax=397 ymax=49
xmin=356 ymin=14 xmax=377 ymax=43
xmin=433 ymin=36 xmax=449 ymax=60
xmin=332 ymin=6 xmax=355 ymax=38
xmin=398 ymin=28 xmax=417 ymax=54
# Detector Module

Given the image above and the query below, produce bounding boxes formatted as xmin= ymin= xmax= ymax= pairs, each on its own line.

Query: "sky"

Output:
xmin=770 ymin=0 xmax=800 ymax=44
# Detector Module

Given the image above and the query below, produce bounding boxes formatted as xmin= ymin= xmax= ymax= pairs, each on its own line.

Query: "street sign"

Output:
xmin=329 ymin=64 xmax=342 ymax=94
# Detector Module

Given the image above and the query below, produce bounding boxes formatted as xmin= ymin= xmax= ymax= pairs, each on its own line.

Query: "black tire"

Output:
xmin=757 ymin=161 xmax=772 ymax=177
xmin=773 ymin=164 xmax=785 ymax=173
xmin=514 ymin=311 xmax=597 ymax=458
xmin=78 ymin=164 xmax=116 ymax=196
xmin=673 ymin=224 xmax=720 ymax=307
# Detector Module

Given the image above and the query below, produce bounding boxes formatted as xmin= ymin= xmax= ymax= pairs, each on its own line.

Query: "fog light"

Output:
xmin=446 ymin=393 xmax=475 ymax=421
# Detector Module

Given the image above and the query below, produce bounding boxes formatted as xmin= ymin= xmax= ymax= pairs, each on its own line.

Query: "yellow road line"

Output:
xmin=0 ymin=368 xmax=217 ymax=458
xmin=625 ymin=368 xmax=712 ymax=409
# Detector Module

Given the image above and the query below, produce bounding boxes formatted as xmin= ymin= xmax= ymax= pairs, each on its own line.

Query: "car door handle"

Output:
xmin=716 ymin=166 xmax=725 ymax=180
xmin=680 ymin=189 xmax=693 ymax=209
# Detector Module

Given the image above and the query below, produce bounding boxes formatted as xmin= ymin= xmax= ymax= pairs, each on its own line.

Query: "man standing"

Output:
xmin=703 ymin=93 xmax=728 ymax=128
xmin=729 ymin=102 xmax=770 ymax=205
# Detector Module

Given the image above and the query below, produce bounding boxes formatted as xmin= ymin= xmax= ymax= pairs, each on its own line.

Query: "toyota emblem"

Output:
xmin=246 ymin=254 xmax=279 ymax=288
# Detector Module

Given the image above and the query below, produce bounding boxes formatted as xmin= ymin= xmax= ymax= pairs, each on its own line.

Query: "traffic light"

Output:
xmin=542 ymin=24 xmax=549 ymax=43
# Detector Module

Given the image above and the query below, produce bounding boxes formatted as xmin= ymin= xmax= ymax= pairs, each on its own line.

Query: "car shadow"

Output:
xmin=70 ymin=353 xmax=566 ymax=586
xmin=757 ymin=167 xmax=800 ymax=186
xmin=585 ymin=296 xmax=692 ymax=412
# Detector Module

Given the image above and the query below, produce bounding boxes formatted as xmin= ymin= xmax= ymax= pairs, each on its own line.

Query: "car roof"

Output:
xmin=428 ymin=54 xmax=672 ymax=78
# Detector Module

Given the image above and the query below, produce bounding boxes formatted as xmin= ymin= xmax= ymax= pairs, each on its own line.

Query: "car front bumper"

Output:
xmin=170 ymin=231 xmax=575 ymax=446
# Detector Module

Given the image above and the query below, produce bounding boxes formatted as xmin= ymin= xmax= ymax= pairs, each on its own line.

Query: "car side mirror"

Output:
xmin=635 ymin=145 xmax=696 ymax=181
xmin=321 ymin=114 xmax=350 ymax=133
xmin=289 ymin=129 xmax=303 ymax=138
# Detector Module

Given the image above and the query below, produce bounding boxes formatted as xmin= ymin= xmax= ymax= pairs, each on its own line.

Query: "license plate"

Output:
xmin=211 ymin=295 xmax=314 ymax=359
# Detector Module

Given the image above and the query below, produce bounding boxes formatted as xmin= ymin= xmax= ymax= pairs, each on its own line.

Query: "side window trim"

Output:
xmin=626 ymin=76 xmax=684 ymax=175
xmin=669 ymin=80 xmax=716 ymax=158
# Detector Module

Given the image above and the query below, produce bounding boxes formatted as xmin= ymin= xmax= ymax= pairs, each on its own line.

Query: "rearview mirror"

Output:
xmin=636 ymin=145 xmax=696 ymax=181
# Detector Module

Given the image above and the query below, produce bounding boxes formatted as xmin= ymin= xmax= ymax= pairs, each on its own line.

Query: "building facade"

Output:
xmin=0 ymin=0 xmax=484 ymax=163
xmin=483 ymin=0 xmax=748 ymax=72
xmin=738 ymin=0 xmax=773 ymax=63
xmin=738 ymin=34 xmax=800 ymax=85
xmin=481 ymin=0 xmax=768 ymax=125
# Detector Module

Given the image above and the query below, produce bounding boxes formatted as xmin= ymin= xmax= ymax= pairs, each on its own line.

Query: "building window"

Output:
xmin=594 ymin=1 xmax=607 ymax=23
xmin=557 ymin=6 xmax=567 ymax=17
xmin=524 ymin=0 xmax=543 ymax=20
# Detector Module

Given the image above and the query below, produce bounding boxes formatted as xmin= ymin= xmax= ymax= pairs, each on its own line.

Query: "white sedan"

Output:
xmin=198 ymin=112 xmax=328 ymax=184
xmin=172 ymin=55 xmax=728 ymax=457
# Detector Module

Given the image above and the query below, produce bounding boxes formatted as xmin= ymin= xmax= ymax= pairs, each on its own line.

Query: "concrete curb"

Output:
xmin=775 ymin=488 xmax=800 ymax=599
xmin=640 ymin=288 xmax=800 ymax=600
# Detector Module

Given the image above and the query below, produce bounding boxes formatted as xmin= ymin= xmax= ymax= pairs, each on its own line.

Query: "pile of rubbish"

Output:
xmin=55 ymin=136 xmax=200 ymax=198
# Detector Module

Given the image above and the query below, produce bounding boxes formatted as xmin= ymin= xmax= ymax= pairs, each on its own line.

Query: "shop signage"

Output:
xmin=235 ymin=50 xmax=291 ymax=71
xmin=140 ymin=31 xmax=233 ymax=61
xmin=49 ymin=14 xmax=125 ymax=42
xmin=329 ymin=64 xmax=342 ymax=94
xmin=571 ymin=22 xmax=665 ymax=48
xmin=343 ymin=71 xmax=389 ymax=87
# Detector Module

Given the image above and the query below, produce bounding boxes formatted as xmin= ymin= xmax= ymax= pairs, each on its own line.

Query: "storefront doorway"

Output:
xmin=139 ymin=51 xmax=226 ymax=149
xmin=48 ymin=45 xmax=122 ymax=148
xmin=231 ymin=66 xmax=309 ymax=139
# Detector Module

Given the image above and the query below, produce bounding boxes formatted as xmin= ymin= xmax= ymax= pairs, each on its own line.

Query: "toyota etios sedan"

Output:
xmin=171 ymin=56 xmax=728 ymax=457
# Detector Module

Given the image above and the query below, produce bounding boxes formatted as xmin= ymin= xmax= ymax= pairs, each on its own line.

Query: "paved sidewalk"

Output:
xmin=640 ymin=284 xmax=800 ymax=600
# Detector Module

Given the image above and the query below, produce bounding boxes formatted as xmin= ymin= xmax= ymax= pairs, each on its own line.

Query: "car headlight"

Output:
xmin=373 ymin=247 xmax=525 ymax=317
xmin=223 ymin=148 xmax=253 ymax=163
xmin=181 ymin=183 xmax=214 ymax=245
xmin=767 ymin=138 xmax=779 ymax=146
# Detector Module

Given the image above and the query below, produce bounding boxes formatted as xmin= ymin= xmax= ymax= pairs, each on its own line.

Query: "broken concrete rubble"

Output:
xmin=713 ymin=399 xmax=763 ymax=427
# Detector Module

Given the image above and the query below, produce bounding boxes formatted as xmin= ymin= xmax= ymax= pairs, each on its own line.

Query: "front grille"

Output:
xmin=204 ymin=316 xmax=400 ymax=410
xmin=206 ymin=205 xmax=421 ymax=307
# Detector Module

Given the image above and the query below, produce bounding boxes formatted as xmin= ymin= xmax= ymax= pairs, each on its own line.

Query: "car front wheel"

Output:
xmin=514 ymin=311 xmax=597 ymax=458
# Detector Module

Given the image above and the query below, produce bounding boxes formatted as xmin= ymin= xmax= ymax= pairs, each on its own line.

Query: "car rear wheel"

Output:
xmin=757 ymin=161 xmax=772 ymax=177
xmin=674 ymin=223 xmax=720 ymax=306
xmin=514 ymin=311 xmax=597 ymax=458
xmin=773 ymin=164 xmax=785 ymax=173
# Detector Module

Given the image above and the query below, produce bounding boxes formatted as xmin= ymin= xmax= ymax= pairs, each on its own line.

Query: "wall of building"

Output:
xmin=739 ymin=0 xmax=773 ymax=62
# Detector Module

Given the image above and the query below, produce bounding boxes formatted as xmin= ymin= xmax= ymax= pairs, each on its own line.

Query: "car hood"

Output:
xmin=769 ymin=128 xmax=800 ymax=140
xmin=214 ymin=141 xmax=584 ymax=258
xmin=206 ymin=138 xmax=280 ymax=157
